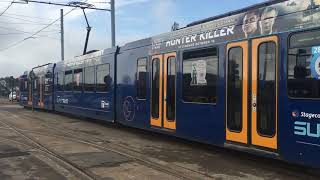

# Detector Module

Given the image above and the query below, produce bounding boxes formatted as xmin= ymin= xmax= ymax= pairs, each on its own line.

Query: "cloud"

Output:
xmin=150 ymin=0 xmax=177 ymax=34
xmin=0 ymin=0 xmax=167 ymax=78
xmin=67 ymin=0 xmax=151 ymax=19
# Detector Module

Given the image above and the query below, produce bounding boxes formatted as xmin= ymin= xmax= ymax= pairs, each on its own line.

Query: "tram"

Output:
xmin=20 ymin=0 xmax=320 ymax=169
xmin=18 ymin=72 xmax=29 ymax=105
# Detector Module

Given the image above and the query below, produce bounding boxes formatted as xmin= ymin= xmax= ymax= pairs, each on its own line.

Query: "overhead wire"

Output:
xmin=0 ymin=1 xmax=17 ymax=3
xmin=0 ymin=21 xmax=53 ymax=26
xmin=0 ymin=1 xmax=14 ymax=16
xmin=0 ymin=25 xmax=59 ymax=34
xmin=0 ymin=0 xmax=89 ymax=52
xmin=1 ymin=15 xmax=60 ymax=26
xmin=4 ymin=12 xmax=57 ymax=20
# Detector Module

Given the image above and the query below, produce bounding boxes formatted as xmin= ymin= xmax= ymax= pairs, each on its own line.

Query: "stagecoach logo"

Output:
xmin=299 ymin=111 xmax=320 ymax=120
xmin=311 ymin=46 xmax=320 ymax=79
xmin=292 ymin=110 xmax=300 ymax=118
xmin=123 ymin=96 xmax=135 ymax=121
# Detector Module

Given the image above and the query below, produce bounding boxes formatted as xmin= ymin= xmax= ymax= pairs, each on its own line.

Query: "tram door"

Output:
xmin=38 ymin=75 xmax=44 ymax=107
xmin=150 ymin=53 xmax=176 ymax=130
xmin=28 ymin=78 xmax=32 ymax=106
xmin=226 ymin=36 xmax=278 ymax=150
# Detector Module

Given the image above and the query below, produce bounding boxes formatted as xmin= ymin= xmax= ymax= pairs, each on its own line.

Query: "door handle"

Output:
xmin=252 ymin=95 xmax=257 ymax=112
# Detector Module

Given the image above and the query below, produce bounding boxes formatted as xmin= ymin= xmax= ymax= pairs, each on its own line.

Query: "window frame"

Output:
xmin=24 ymin=79 xmax=28 ymax=90
xmin=287 ymin=29 xmax=320 ymax=100
xmin=136 ymin=57 xmax=148 ymax=100
xmin=166 ymin=55 xmax=177 ymax=121
xmin=33 ymin=78 xmax=38 ymax=90
xmin=151 ymin=57 xmax=161 ymax=119
xmin=56 ymin=71 xmax=64 ymax=92
xmin=64 ymin=70 xmax=73 ymax=92
xmin=83 ymin=65 xmax=96 ymax=93
xmin=181 ymin=46 xmax=219 ymax=105
xmin=73 ymin=68 xmax=84 ymax=92
xmin=226 ymin=46 xmax=244 ymax=133
xmin=257 ymin=41 xmax=277 ymax=138
xmin=96 ymin=63 xmax=111 ymax=93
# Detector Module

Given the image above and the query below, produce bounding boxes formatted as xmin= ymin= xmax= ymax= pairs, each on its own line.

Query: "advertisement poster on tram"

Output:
xmin=152 ymin=0 xmax=320 ymax=51
xmin=190 ymin=60 xmax=207 ymax=86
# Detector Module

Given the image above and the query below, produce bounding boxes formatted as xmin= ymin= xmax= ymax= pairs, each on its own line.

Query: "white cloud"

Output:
xmin=150 ymin=0 xmax=177 ymax=34
xmin=0 ymin=0 xmax=164 ymax=77
xmin=67 ymin=0 xmax=151 ymax=19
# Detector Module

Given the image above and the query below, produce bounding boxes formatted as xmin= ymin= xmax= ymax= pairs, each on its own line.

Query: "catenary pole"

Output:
xmin=60 ymin=9 xmax=64 ymax=61
xmin=111 ymin=0 xmax=115 ymax=47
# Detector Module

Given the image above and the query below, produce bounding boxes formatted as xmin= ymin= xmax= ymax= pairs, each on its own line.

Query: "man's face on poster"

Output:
xmin=242 ymin=12 xmax=258 ymax=36
xmin=260 ymin=9 xmax=278 ymax=34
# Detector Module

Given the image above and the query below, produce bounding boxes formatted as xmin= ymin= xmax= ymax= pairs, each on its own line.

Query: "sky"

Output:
xmin=0 ymin=0 xmax=267 ymax=77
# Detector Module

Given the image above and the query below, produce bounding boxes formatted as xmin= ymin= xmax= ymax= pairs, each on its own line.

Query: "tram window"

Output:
xmin=20 ymin=79 xmax=27 ymax=91
xmin=64 ymin=70 xmax=73 ymax=91
xmin=33 ymin=78 xmax=38 ymax=90
xmin=84 ymin=66 xmax=95 ymax=92
xmin=96 ymin=64 xmax=111 ymax=92
xmin=45 ymin=72 xmax=52 ymax=93
xmin=73 ymin=68 xmax=83 ymax=91
xmin=290 ymin=30 xmax=320 ymax=48
xmin=288 ymin=30 xmax=320 ymax=98
xmin=136 ymin=58 xmax=147 ymax=99
xmin=22 ymin=80 xmax=28 ymax=91
xmin=167 ymin=56 xmax=176 ymax=121
xmin=151 ymin=58 xmax=160 ymax=118
xmin=182 ymin=47 xmax=218 ymax=103
xmin=57 ymin=72 xmax=64 ymax=91
xmin=257 ymin=42 xmax=276 ymax=137
xmin=227 ymin=47 xmax=243 ymax=132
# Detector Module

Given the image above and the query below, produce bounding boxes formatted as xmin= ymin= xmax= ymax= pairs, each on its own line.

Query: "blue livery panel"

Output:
xmin=54 ymin=49 xmax=117 ymax=122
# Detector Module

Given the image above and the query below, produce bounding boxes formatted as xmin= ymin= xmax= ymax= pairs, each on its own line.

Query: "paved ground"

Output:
xmin=0 ymin=97 xmax=318 ymax=180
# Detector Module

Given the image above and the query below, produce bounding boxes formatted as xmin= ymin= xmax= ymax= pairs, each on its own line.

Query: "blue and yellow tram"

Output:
xmin=20 ymin=0 xmax=320 ymax=169
xmin=22 ymin=64 xmax=55 ymax=110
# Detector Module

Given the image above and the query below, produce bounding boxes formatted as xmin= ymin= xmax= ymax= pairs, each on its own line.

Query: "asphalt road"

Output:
xmin=0 ymin=98 xmax=318 ymax=180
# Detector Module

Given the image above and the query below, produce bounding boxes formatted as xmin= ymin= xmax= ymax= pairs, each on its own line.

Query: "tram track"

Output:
xmin=17 ymin=110 xmax=217 ymax=179
xmin=4 ymin=109 xmax=320 ymax=179
xmin=0 ymin=110 xmax=209 ymax=180
xmin=0 ymin=116 xmax=99 ymax=180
